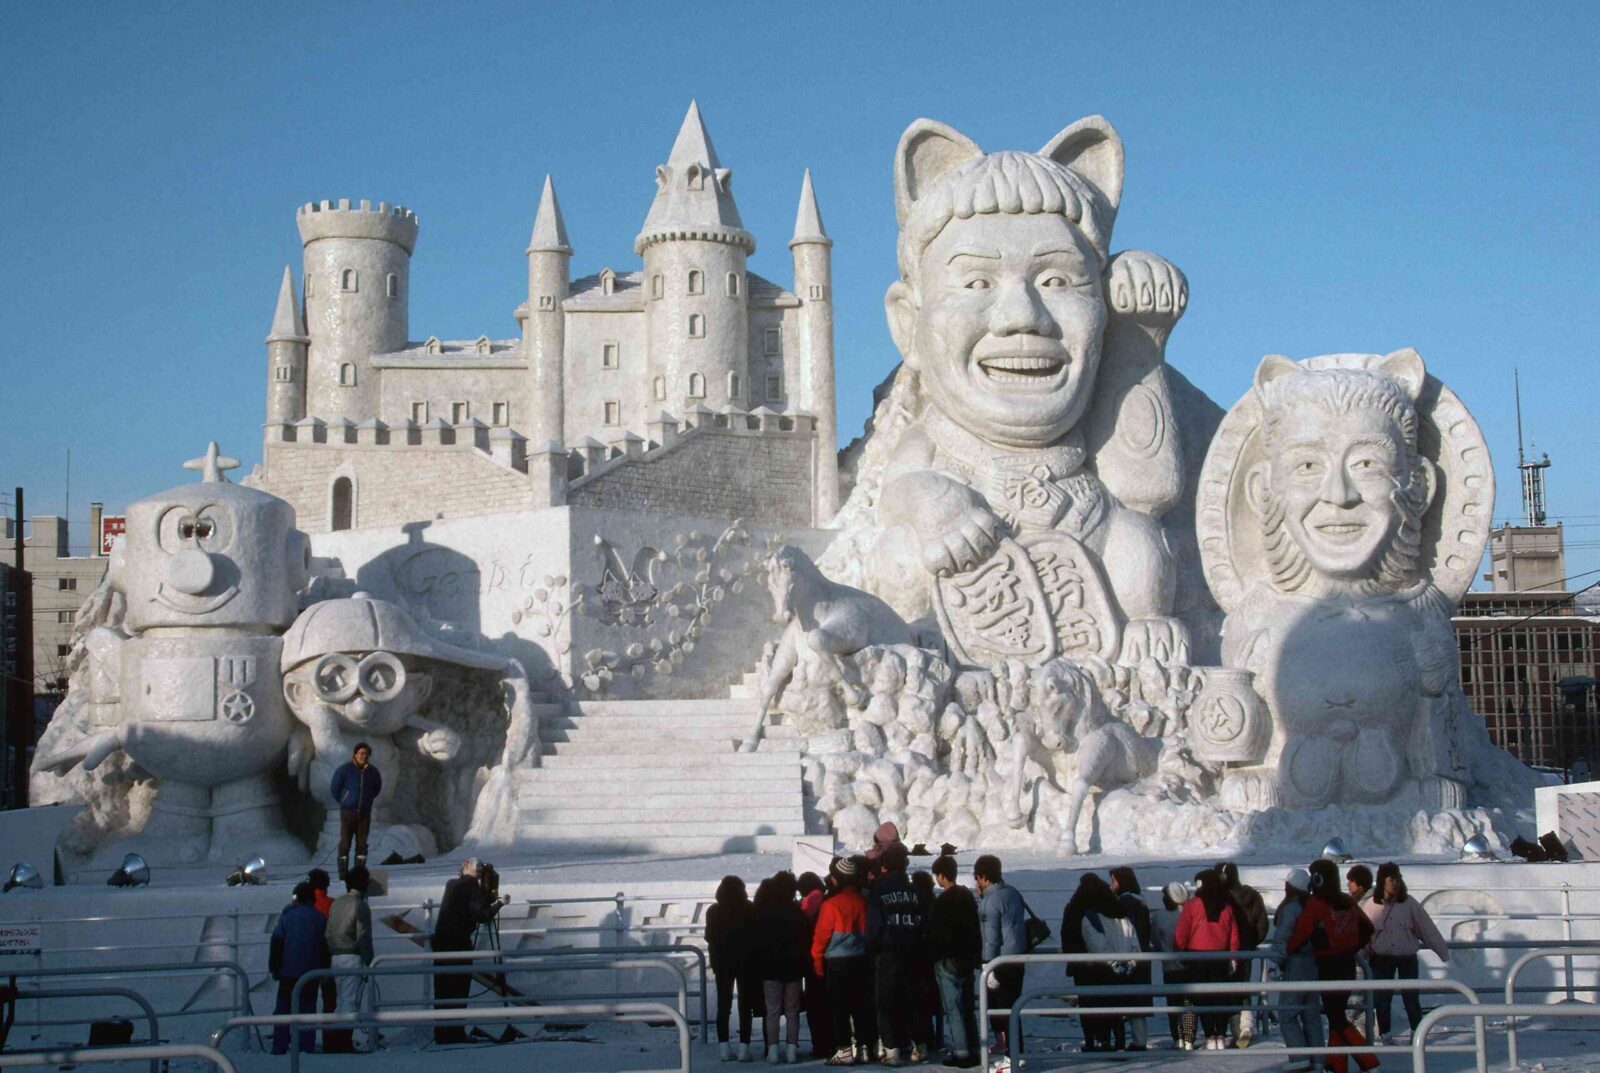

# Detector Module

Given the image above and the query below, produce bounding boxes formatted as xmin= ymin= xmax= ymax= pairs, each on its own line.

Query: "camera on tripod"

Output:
xmin=479 ymin=861 xmax=501 ymax=901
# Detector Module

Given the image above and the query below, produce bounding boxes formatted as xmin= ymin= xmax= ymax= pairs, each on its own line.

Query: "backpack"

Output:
xmin=1322 ymin=905 xmax=1365 ymax=956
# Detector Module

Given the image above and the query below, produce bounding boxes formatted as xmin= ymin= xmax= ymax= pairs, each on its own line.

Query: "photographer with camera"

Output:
xmin=430 ymin=858 xmax=507 ymax=1045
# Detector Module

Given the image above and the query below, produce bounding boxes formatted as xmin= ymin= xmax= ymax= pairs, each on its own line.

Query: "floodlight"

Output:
xmin=106 ymin=853 xmax=150 ymax=887
xmin=1460 ymin=834 xmax=1496 ymax=861
xmin=3 ymin=862 xmax=44 ymax=892
xmin=1319 ymin=838 xmax=1351 ymax=863
xmin=225 ymin=855 xmax=269 ymax=887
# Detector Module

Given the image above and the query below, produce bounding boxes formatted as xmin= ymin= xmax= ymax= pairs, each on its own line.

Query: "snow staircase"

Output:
xmin=514 ymin=695 xmax=805 ymax=854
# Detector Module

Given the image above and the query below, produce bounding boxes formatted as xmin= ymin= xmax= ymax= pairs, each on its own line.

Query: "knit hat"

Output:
xmin=1286 ymin=867 xmax=1311 ymax=893
xmin=834 ymin=857 xmax=858 ymax=877
xmin=1164 ymin=881 xmax=1190 ymax=904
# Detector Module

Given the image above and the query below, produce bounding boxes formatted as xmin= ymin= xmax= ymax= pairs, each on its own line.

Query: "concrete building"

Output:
xmin=1456 ymin=588 xmax=1600 ymax=772
xmin=254 ymin=102 xmax=838 ymax=533
xmin=3 ymin=509 xmax=111 ymax=697
xmin=1485 ymin=524 xmax=1567 ymax=593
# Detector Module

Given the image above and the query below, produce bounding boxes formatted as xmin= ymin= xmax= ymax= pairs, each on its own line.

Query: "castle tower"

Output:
xmin=636 ymin=102 xmax=754 ymax=418
xmin=296 ymin=199 xmax=418 ymax=422
xmin=265 ymin=265 xmax=309 ymax=426
xmin=789 ymin=169 xmax=837 ymax=521
xmin=523 ymin=175 xmax=572 ymax=446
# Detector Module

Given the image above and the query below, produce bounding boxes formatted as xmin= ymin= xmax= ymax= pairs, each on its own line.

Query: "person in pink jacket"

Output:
xmin=1173 ymin=869 xmax=1239 ymax=1050
xmin=1364 ymin=862 xmax=1448 ymax=1041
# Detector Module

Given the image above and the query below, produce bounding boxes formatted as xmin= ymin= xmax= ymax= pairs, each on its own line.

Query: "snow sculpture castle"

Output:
xmin=256 ymin=103 xmax=838 ymax=533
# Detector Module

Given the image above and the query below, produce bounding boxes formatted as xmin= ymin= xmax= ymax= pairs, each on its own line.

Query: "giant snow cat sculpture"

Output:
xmin=788 ymin=115 xmax=1542 ymax=855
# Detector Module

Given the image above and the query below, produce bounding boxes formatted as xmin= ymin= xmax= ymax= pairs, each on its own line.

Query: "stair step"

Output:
xmin=514 ymin=819 xmax=807 ymax=837
xmin=536 ymin=751 xmax=800 ymax=770
xmin=511 ymin=834 xmax=798 ymax=855
xmin=542 ymin=722 xmax=792 ymax=743
xmin=541 ymin=738 xmax=797 ymax=757
xmin=519 ymin=803 xmax=803 ymax=822
xmin=517 ymin=786 xmax=802 ymax=807
xmin=544 ymin=711 xmax=769 ymax=729
xmin=571 ymin=699 xmax=756 ymax=718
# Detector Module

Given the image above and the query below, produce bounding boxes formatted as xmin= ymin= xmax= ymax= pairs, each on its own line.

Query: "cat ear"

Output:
xmin=1039 ymin=115 xmax=1125 ymax=213
xmin=1252 ymin=354 xmax=1300 ymax=397
xmin=1376 ymin=347 xmax=1426 ymax=402
xmin=895 ymin=119 xmax=982 ymax=227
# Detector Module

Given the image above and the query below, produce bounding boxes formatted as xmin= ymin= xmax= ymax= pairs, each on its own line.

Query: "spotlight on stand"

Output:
xmin=1320 ymin=838 xmax=1352 ymax=863
xmin=106 ymin=853 xmax=150 ymax=888
xmin=3 ymin=862 xmax=44 ymax=892
xmin=1460 ymin=833 xmax=1497 ymax=861
xmin=225 ymin=856 xmax=268 ymax=887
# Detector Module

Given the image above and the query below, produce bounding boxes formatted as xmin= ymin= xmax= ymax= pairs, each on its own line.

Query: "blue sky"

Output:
xmin=2 ymin=3 xmax=1596 ymax=587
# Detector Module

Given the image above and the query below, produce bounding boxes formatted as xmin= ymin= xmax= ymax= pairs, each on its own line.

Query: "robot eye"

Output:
xmin=178 ymin=520 xmax=196 ymax=540
xmin=194 ymin=519 xmax=214 ymax=539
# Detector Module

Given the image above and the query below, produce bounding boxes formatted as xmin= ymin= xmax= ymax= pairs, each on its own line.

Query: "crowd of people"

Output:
xmin=707 ymin=832 xmax=1450 ymax=1072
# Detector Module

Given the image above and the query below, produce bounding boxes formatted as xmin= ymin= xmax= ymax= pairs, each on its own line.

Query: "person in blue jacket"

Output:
xmin=270 ymin=882 xmax=332 ymax=1055
xmin=330 ymin=743 xmax=381 ymax=881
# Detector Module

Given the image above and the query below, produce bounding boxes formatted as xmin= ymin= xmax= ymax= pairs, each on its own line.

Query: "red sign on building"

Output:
xmin=99 ymin=515 xmax=126 ymax=556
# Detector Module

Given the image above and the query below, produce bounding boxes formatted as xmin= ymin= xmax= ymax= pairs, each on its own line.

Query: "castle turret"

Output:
xmin=789 ymin=169 xmax=838 ymax=521
xmin=636 ymin=102 xmax=754 ymax=418
xmin=265 ymin=265 xmax=309 ymax=426
xmin=524 ymin=175 xmax=572 ymax=446
xmin=296 ymin=199 xmax=417 ymax=422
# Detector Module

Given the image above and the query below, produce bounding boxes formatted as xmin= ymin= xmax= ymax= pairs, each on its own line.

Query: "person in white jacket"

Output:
xmin=1362 ymin=862 xmax=1448 ymax=1041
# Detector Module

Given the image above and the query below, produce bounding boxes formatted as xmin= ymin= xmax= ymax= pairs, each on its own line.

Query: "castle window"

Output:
xmin=424 ymin=336 xmax=443 ymax=354
xmin=767 ymin=373 xmax=783 ymax=400
xmin=653 ymin=376 xmax=666 ymax=401
xmin=304 ymin=273 xmax=314 ymax=298
xmin=604 ymin=401 xmax=621 ymax=425
xmin=726 ymin=272 xmax=740 ymax=297
xmin=687 ymin=164 xmax=704 ymax=191
xmin=689 ymin=373 xmax=706 ymax=398
xmin=339 ymin=363 xmax=357 ymax=386
xmin=386 ymin=273 xmax=399 ymax=298
xmin=331 ymin=477 xmax=354 ymax=532
xmin=764 ymin=328 xmax=782 ymax=356
xmin=57 ymin=610 xmax=73 ymax=624
xmin=651 ymin=274 xmax=663 ymax=299
xmin=600 ymin=269 xmax=616 ymax=296
xmin=602 ymin=342 xmax=620 ymax=369
xmin=729 ymin=372 xmax=742 ymax=399
xmin=274 ymin=365 xmax=292 ymax=382
xmin=474 ymin=335 xmax=492 ymax=355
xmin=493 ymin=402 xmax=509 ymax=426
xmin=809 ymin=284 xmax=826 ymax=301
xmin=411 ymin=402 xmax=429 ymax=424
xmin=538 ymin=294 xmax=556 ymax=310
xmin=688 ymin=313 xmax=705 ymax=338
xmin=341 ymin=268 xmax=358 ymax=293
xmin=451 ymin=402 xmax=469 ymax=424
xmin=688 ymin=270 xmax=704 ymax=295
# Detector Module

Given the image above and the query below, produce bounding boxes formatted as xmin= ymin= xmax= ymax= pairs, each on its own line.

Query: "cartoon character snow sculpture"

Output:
xmin=35 ymin=443 xmax=312 ymax=866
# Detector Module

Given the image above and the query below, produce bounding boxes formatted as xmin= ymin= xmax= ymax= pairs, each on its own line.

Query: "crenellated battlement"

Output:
xmin=296 ymin=199 xmax=419 ymax=253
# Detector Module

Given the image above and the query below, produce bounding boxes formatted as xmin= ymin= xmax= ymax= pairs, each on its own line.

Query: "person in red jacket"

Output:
xmin=1173 ymin=868 xmax=1239 ymax=1050
xmin=812 ymin=858 xmax=873 ymax=1066
xmin=1288 ymin=859 xmax=1378 ymax=1073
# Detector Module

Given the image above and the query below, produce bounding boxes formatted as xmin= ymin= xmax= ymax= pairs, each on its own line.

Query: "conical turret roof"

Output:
xmin=267 ymin=266 xmax=306 ymax=341
xmin=527 ymin=174 xmax=572 ymax=254
xmin=636 ymin=101 xmax=753 ymax=254
xmin=789 ymin=168 xmax=831 ymax=248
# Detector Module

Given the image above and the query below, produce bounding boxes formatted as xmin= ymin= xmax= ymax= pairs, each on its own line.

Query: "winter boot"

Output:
xmin=736 ymin=1042 xmax=752 ymax=1062
xmin=784 ymin=1043 xmax=798 ymax=1064
xmin=719 ymin=1042 xmax=734 ymax=1062
xmin=766 ymin=1044 xmax=780 ymax=1064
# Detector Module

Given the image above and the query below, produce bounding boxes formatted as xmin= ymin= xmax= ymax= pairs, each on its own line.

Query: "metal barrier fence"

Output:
xmin=0 ymin=960 xmax=255 ymax=1041
xmin=7 ymin=988 xmax=161 ymax=1073
xmin=371 ymin=940 xmax=711 ymax=1038
xmin=210 ymin=1001 xmax=690 ymax=1073
xmin=0 ymin=1043 xmax=237 ymax=1073
xmin=1503 ymin=946 xmax=1600 ymax=1067
xmin=288 ymin=954 xmax=692 ymax=1046
xmin=1414 ymin=1001 xmax=1600 ymax=1073
xmin=1000 ymin=978 xmax=1481 ymax=1071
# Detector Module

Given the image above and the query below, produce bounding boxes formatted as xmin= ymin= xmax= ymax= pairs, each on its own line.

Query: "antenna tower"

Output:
xmin=1514 ymin=368 xmax=1551 ymax=526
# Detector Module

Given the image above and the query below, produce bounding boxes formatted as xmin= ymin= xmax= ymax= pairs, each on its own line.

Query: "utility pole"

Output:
xmin=1515 ymin=369 xmax=1551 ymax=527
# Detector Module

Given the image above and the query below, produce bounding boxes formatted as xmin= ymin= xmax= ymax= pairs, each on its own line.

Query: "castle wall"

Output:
xmin=562 ymin=310 xmax=649 ymax=442
xmin=746 ymin=307 xmax=793 ymax=409
xmin=262 ymin=440 xmax=542 ymax=532
xmin=375 ymin=361 xmax=528 ymax=429
xmin=568 ymin=421 xmax=816 ymax=527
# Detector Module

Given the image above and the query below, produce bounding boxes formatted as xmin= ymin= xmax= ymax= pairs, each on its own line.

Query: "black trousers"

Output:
xmin=338 ymin=809 xmax=371 ymax=873
xmin=825 ymin=955 xmax=875 ymax=1055
xmin=874 ymin=950 xmax=930 ymax=1051
xmin=713 ymin=968 xmax=758 ymax=1044
xmin=1318 ymin=952 xmax=1359 ymax=1031
xmin=433 ymin=954 xmax=473 ymax=1044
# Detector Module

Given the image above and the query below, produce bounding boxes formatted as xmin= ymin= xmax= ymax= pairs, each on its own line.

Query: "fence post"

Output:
xmin=423 ymin=899 xmax=435 ymax=1004
xmin=614 ymin=892 xmax=627 ymax=999
xmin=229 ymin=909 xmax=249 ymax=1051
xmin=1561 ymin=883 xmax=1575 ymax=1001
